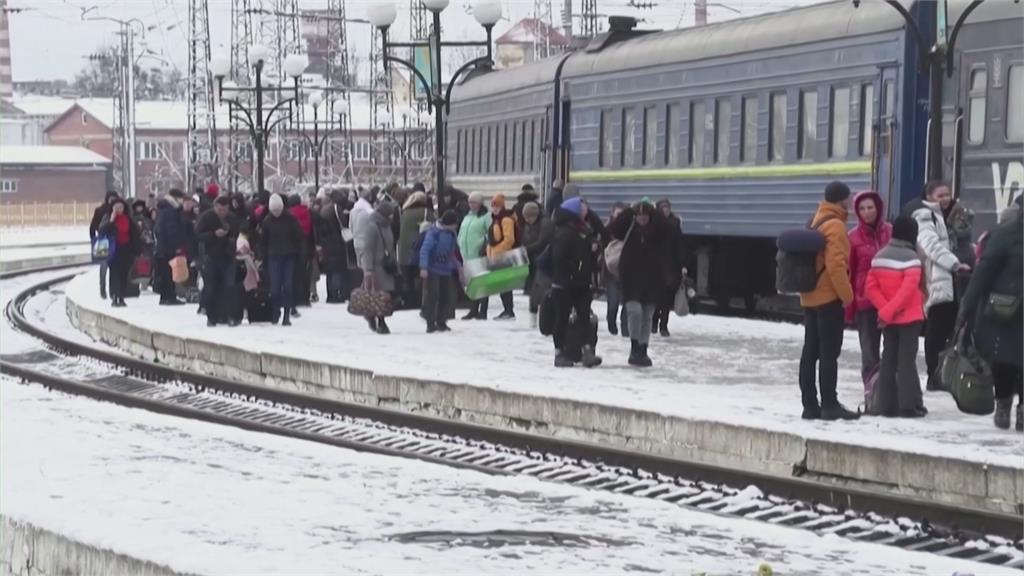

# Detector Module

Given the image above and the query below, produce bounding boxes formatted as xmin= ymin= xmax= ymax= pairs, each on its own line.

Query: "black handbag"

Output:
xmin=377 ymin=226 xmax=398 ymax=276
xmin=938 ymin=324 xmax=994 ymax=415
xmin=985 ymin=293 xmax=1021 ymax=321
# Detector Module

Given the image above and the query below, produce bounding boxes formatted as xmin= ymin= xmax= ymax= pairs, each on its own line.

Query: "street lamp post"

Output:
xmin=852 ymin=0 xmax=1019 ymax=182
xmin=368 ymin=0 xmax=502 ymax=197
xmin=209 ymin=46 xmax=309 ymax=195
xmin=301 ymin=91 xmax=351 ymax=193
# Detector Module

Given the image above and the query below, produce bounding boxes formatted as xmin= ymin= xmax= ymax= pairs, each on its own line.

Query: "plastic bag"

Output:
xmin=92 ymin=236 xmax=113 ymax=262
xmin=170 ymin=255 xmax=190 ymax=283
xmin=673 ymin=283 xmax=690 ymax=317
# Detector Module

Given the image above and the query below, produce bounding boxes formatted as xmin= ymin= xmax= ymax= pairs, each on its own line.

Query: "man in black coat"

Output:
xmin=317 ymin=191 xmax=352 ymax=303
xmin=261 ymin=193 xmax=304 ymax=326
xmin=154 ymin=189 xmax=187 ymax=305
xmin=438 ymin=185 xmax=469 ymax=222
xmin=549 ymin=197 xmax=602 ymax=368
xmin=959 ymin=196 xmax=1023 ymax=430
xmin=653 ymin=199 xmax=687 ymax=337
xmin=195 ymin=197 xmax=241 ymax=326
xmin=545 ymin=179 xmax=565 ymax=218
xmin=515 ymin=184 xmax=540 ymax=223
xmin=89 ymin=190 xmax=120 ymax=299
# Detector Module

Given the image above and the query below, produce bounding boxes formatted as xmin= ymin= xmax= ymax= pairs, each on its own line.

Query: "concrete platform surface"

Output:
xmin=64 ymin=270 xmax=1024 ymax=514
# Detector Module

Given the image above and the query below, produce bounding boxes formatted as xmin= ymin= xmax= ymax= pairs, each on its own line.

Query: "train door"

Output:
xmin=873 ymin=66 xmax=900 ymax=214
xmin=540 ymin=106 xmax=551 ymax=198
xmin=559 ymin=99 xmax=572 ymax=185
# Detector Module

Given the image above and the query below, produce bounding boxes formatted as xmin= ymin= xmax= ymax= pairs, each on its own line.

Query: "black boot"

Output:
xmin=638 ymin=344 xmax=653 ymax=367
xmin=427 ymin=321 xmax=438 ymax=333
xmin=376 ymin=317 xmax=390 ymax=334
xmin=366 ymin=317 xmax=378 ymax=332
xmin=554 ymin=350 xmax=574 ymax=367
xmin=628 ymin=340 xmax=643 ymax=366
xmin=282 ymin=309 xmax=292 ymax=326
xmin=994 ymin=398 xmax=1012 ymax=430
xmin=438 ymin=322 xmax=451 ymax=332
xmin=821 ymin=403 xmax=861 ymax=421
xmin=607 ymin=319 xmax=618 ymax=336
xmin=290 ymin=307 xmax=301 ymax=318
xmin=581 ymin=345 xmax=602 ymax=368
xmin=1017 ymin=403 xmax=1023 ymax=433
xmin=461 ymin=310 xmax=478 ymax=320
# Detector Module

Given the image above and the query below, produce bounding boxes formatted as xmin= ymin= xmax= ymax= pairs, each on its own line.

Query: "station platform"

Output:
xmin=64 ymin=269 xmax=1023 ymax=515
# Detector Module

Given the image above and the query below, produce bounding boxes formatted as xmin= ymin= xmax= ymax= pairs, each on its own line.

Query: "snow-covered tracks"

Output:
xmin=4 ymin=269 xmax=1023 ymax=570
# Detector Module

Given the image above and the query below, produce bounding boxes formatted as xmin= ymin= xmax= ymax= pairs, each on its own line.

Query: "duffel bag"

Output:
xmin=348 ymin=287 xmax=394 ymax=318
xmin=939 ymin=324 xmax=994 ymax=415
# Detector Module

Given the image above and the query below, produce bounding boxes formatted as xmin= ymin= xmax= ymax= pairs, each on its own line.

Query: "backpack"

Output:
xmin=775 ymin=217 xmax=838 ymax=295
xmin=604 ymin=221 xmax=635 ymax=279
xmin=862 ymin=363 xmax=886 ymax=416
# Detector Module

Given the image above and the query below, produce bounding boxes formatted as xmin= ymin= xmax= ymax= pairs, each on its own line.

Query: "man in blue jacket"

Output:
xmin=419 ymin=210 xmax=462 ymax=333
xmin=154 ymin=189 xmax=187 ymax=305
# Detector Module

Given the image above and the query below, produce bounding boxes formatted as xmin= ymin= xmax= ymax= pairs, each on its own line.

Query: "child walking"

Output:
xmin=865 ymin=215 xmax=927 ymax=417
xmin=420 ymin=210 xmax=462 ymax=333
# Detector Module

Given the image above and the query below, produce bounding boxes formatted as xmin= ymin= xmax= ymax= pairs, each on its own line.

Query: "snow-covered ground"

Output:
xmin=3 ymin=376 xmax=1013 ymax=576
xmin=0 ymin=226 xmax=87 ymax=247
xmin=66 ymin=270 xmax=1024 ymax=469
xmin=0 ymin=244 xmax=92 ymax=263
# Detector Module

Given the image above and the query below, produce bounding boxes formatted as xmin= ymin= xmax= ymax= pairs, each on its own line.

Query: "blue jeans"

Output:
xmin=268 ymin=255 xmax=296 ymax=320
xmin=605 ymin=280 xmax=627 ymax=329
xmin=202 ymin=257 xmax=236 ymax=323
xmin=327 ymin=271 xmax=347 ymax=302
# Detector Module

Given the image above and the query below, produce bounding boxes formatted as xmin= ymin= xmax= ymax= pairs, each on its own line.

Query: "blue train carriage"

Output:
xmin=560 ymin=0 xmax=930 ymax=305
xmin=943 ymin=0 xmax=1024 ymax=233
xmin=446 ymin=54 xmax=569 ymax=200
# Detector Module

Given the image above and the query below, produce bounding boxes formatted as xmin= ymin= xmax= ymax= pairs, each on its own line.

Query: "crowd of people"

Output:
xmin=88 ymin=177 xmax=1022 ymax=431
xmin=797 ymin=180 xmax=1022 ymax=430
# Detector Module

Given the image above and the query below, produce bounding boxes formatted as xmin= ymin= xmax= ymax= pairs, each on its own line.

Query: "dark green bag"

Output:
xmin=985 ymin=293 xmax=1021 ymax=321
xmin=938 ymin=324 xmax=994 ymax=415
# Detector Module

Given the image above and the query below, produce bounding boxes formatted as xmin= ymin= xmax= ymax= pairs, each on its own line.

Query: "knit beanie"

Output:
xmin=206 ymin=182 xmax=220 ymax=199
xmin=891 ymin=215 xmax=918 ymax=244
xmin=561 ymin=197 xmax=584 ymax=217
xmin=522 ymin=201 xmax=541 ymax=220
xmin=824 ymin=181 xmax=852 ymax=204
xmin=269 ymin=193 xmax=284 ymax=216
xmin=491 ymin=193 xmax=506 ymax=209
xmin=469 ymin=191 xmax=484 ymax=204
xmin=440 ymin=209 xmax=459 ymax=226
xmin=413 ymin=181 xmax=426 ymax=193
xmin=375 ymin=201 xmax=395 ymax=220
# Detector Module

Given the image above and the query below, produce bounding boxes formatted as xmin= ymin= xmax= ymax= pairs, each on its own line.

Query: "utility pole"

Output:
xmin=187 ymin=0 xmax=218 ymax=194
xmin=125 ymin=23 xmax=137 ymax=199
xmin=695 ymin=0 xmax=707 ymax=26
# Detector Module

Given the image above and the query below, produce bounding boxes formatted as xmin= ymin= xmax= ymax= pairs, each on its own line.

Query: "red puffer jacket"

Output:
xmin=846 ymin=191 xmax=892 ymax=323
xmin=865 ymin=239 xmax=925 ymax=326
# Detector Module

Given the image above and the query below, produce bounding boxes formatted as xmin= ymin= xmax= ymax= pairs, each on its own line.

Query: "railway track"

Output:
xmin=3 ymin=266 xmax=1022 ymax=570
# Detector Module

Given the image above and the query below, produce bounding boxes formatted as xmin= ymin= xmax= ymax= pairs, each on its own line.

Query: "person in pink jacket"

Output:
xmin=847 ymin=191 xmax=892 ymax=378
xmin=865 ymin=215 xmax=927 ymax=418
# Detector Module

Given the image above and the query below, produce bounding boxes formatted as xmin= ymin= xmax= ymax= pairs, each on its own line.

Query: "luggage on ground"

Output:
xmin=861 ymin=363 xmax=884 ymax=415
xmin=131 ymin=255 xmax=152 ymax=283
xmin=348 ymin=287 xmax=394 ymax=318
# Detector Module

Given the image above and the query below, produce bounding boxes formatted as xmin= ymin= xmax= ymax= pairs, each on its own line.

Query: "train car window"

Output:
xmin=769 ymin=93 xmax=786 ymax=162
xmin=715 ymin=98 xmax=731 ymax=165
xmin=741 ymin=96 xmax=757 ymax=163
xmin=600 ymin=111 xmax=612 ymax=168
xmin=1008 ymin=66 xmax=1023 ymax=142
xmin=830 ymin=87 xmax=850 ymax=158
xmin=882 ymin=81 xmax=894 ymax=117
xmin=643 ymin=106 xmax=657 ymax=167
xmin=799 ymin=90 xmax=817 ymax=160
xmin=622 ymin=107 xmax=638 ymax=168
xmin=666 ymin=103 xmax=680 ymax=167
xmin=690 ymin=101 xmax=706 ymax=167
xmin=968 ymin=69 xmax=987 ymax=145
xmin=860 ymin=83 xmax=874 ymax=157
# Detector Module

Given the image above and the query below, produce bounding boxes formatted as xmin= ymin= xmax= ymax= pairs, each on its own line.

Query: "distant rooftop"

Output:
xmin=0 ymin=145 xmax=111 ymax=166
xmin=496 ymin=18 xmax=570 ymax=47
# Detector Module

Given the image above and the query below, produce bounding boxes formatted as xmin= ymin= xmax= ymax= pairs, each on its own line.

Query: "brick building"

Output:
xmin=0 ymin=145 xmax=111 ymax=204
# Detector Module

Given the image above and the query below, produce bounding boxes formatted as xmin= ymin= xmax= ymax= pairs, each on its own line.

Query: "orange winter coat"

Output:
xmin=486 ymin=210 xmax=517 ymax=258
xmin=865 ymin=239 xmax=925 ymax=326
xmin=799 ymin=202 xmax=855 ymax=308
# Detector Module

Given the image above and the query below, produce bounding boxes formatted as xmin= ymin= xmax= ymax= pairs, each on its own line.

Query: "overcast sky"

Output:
xmin=7 ymin=0 xmax=819 ymax=83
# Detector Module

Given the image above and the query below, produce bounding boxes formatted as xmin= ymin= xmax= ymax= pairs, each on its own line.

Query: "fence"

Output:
xmin=0 ymin=202 xmax=95 ymax=228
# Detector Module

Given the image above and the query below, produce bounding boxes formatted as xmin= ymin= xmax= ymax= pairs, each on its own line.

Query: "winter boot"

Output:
xmin=801 ymin=406 xmax=821 ymax=420
xmin=821 ymin=403 xmax=861 ymax=421
xmin=628 ymin=340 xmax=644 ymax=367
xmin=100 ymin=288 xmax=107 ymax=300
xmin=637 ymin=344 xmax=653 ymax=367
xmin=376 ymin=317 xmax=390 ymax=335
xmin=659 ymin=324 xmax=670 ymax=337
xmin=554 ymin=350 xmax=574 ymax=368
xmin=366 ymin=317 xmax=378 ymax=332
xmin=461 ymin=310 xmax=478 ymax=320
xmin=581 ymin=345 xmax=603 ymax=368
xmin=290 ymin=307 xmax=301 ymax=318
xmin=495 ymin=310 xmax=515 ymax=321
xmin=1016 ymin=403 xmax=1023 ymax=432
xmin=426 ymin=321 xmax=438 ymax=334
xmin=607 ymin=319 xmax=618 ymax=336
xmin=282 ymin=309 xmax=292 ymax=327
xmin=438 ymin=322 xmax=451 ymax=332
xmin=994 ymin=398 xmax=1012 ymax=430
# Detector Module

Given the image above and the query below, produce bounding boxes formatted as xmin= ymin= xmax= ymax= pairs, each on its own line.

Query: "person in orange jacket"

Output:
xmin=486 ymin=193 xmax=519 ymax=320
xmin=798 ymin=181 xmax=859 ymax=421
xmin=865 ymin=215 xmax=927 ymax=418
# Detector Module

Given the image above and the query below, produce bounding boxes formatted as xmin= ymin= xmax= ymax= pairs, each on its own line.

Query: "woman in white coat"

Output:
xmin=910 ymin=181 xmax=972 ymax=390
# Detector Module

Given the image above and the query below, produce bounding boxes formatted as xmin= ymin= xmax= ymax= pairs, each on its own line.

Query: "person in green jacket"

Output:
xmin=457 ymin=191 xmax=492 ymax=319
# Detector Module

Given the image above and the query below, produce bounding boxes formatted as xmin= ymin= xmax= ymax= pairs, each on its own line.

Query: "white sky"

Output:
xmin=7 ymin=0 xmax=821 ymax=83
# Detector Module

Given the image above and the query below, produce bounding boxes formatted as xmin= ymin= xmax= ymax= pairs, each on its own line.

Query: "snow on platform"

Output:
xmin=2 ymin=377 xmax=1014 ymax=576
xmin=63 ymin=270 xmax=1024 ymax=513
xmin=0 ymin=226 xmax=88 ymax=248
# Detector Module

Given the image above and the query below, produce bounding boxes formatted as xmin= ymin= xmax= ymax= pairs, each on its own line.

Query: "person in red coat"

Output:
xmin=847 ymin=190 xmax=892 ymax=378
xmin=865 ymin=215 xmax=926 ymax=417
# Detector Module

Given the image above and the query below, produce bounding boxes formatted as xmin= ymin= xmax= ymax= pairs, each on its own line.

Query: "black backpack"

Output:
xmin=776 ymin=217 xmax=838 ymax=295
